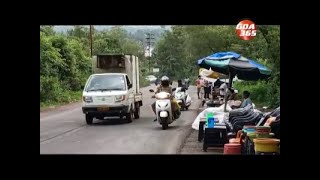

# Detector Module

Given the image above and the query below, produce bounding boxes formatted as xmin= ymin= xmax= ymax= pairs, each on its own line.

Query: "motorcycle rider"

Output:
xmin=178 ymin=79 xmax=183 ymax=87
xmin=184 ymin=77 xmax=189 ymax=87
xmin=151 ymin=76 xmax=181 ymax=122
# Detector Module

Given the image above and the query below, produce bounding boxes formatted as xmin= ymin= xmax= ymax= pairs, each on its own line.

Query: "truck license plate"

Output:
xmin=97 ymin=107 xmax=109 ymax=111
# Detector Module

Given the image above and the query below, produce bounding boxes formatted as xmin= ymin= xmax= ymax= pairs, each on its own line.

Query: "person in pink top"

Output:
xmin=195 ymin=75 xmax=203 ymax=99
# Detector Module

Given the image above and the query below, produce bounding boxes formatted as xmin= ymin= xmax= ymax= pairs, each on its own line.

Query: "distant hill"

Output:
xmin=53 ymin=25 xmax=170 ymax=48
xmin=53 ymin=25 xmax=171 ymax=33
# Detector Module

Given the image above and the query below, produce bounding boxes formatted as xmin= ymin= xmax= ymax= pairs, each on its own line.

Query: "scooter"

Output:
xmin=174 ymin=87 xmax=191 ymax=111
xmin=150 ymin=88 xmax=180 ymax=130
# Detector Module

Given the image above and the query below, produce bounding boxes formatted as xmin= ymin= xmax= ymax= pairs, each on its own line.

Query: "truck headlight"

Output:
xmin=83 ymin=96 xmax=93 ymax=103
xmin=115 ymin=95 xmax=125 ymax=102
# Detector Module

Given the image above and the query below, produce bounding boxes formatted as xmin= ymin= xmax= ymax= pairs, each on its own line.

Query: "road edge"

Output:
xmin=176 ymin=101 xmax=203 ymax=154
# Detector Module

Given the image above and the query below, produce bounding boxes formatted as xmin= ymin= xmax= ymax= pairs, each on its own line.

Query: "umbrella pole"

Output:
xmin=224 ymin=72 xmax=234 ymax=112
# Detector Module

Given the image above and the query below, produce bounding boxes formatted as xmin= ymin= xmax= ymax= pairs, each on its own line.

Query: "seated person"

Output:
xmin=178 ymin=79 xmax=186 ymax=88
xmin=239 ymin=91 xmax=253 ymax=108
xmin=184 ymin=77 xmax=189 ymax=86
xmin=178 ymin=80 xmax=183 ymax=87
xmin=151 ymin=76 xmax=181 ymax=121
xmin=227 ymin=88 xmax=238 ymax=100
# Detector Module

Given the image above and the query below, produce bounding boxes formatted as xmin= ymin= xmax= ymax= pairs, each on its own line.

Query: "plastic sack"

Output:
xmin=172 ymin=98 xmax=181 ymax=109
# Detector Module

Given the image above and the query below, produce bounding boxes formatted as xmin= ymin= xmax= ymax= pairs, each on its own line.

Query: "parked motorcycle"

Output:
xmin=150 ymin=88 xmax=180 ymax=130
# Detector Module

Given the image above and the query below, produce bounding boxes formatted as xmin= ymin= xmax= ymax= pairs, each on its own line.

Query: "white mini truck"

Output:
xmin=82 ymin=54 xmax=143 ymax=124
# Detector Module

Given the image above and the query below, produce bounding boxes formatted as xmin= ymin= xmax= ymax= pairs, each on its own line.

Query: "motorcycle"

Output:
xmin=149 ymin=88 xmax=180 ymax=130
xmin=174 ymin=87 xmax=191 ymax=111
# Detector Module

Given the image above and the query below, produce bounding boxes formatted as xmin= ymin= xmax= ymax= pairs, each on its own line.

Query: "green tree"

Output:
xmin=40 ymin=26 xmax=147 ymax=107
xmin=153 ymin=25 xmax=280 ymax=107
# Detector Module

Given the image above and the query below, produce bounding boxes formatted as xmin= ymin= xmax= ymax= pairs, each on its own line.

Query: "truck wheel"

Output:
xmin=86 ymin=114 xmax=93 ymax=125
xmin=126 ymin=109 xmax=133 ymax=123
xmin=134 ymin=105 xmax=140 ymax=119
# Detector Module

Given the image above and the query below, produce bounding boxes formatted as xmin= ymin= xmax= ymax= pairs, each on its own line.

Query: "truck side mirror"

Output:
xmin=128 ymin=84 xmax=133 ymax=89
xmin=81 ymin=85 xmax=85 ymax=90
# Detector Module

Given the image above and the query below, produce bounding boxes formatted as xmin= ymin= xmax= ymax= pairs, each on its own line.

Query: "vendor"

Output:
xmin=240 ymin=91 xmax=253 ymax=108
xmin=227 ymin=88 xmax=238 ymax=100
xmin=204 ymin=80 xmax=210 ymax=99
xmin=214 ymin=78 xmax=222 ymax=89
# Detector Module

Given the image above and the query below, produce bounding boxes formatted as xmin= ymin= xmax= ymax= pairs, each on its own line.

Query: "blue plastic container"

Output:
xmin=207 ymin=117 xmax=215 ymax=128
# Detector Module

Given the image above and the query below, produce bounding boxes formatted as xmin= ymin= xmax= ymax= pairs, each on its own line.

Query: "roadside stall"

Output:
xmin=194 ymin=51 xmax=278 ymax=154
xmin=198 ymin=68 xmax=229 ymax=107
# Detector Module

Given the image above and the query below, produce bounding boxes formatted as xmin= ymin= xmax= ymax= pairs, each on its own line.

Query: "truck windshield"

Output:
xmin=85 ymin=75 xmax=126 ymax=91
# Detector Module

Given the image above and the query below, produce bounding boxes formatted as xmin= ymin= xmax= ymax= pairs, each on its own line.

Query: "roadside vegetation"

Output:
xmin=40 ymin=26 xmax=150 ymax=109
xmin=151 ymin=26 xmax=280 ymax=108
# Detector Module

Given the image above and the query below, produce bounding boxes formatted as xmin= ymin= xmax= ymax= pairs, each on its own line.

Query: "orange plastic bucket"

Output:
xmin=223 ymin=143 xmax=241 ymax=155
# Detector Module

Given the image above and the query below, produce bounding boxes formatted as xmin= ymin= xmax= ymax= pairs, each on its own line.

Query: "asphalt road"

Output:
xmin=40 ymin=83 xmax=201 ymax=154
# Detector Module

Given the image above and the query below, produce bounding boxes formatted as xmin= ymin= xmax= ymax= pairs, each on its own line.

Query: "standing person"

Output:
xmin=195 ymin=75 xmax=202 ymax=99
xmin=219 ymin=82 xmax=228 ymax=98
xmin=204 ymin=80 xmax=210 ymax=99
xmin=214 ymin=77 xmax=222 ymax=89
xmin=208 ymin=82 xmax=213 ymax=99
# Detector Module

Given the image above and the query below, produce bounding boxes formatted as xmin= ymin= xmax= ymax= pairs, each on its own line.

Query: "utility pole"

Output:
xmin=145 ymin=33 xmax=155 ymax=72
xmin=89 ymin=25 xmax=93 ymax=57
xmin=89 ymin=25 xmax=94 ymax=74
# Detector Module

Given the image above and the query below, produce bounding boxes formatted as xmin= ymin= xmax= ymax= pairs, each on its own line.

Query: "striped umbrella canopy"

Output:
xmin=197 ymin=51 xmax=271 ymax=82
xmin=197 ymin=51 xmax=272 ymax=112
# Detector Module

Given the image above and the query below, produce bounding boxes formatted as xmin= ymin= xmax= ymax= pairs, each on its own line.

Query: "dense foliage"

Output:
xmin=40 ymin=26 xmax=149 ymax=108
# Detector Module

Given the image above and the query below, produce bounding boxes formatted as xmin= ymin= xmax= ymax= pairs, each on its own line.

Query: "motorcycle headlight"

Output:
xmin=155 ymin=93 xmax=170 ymax=99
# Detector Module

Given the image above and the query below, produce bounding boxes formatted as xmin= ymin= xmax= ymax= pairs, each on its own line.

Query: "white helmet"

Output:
xmin=161 ymin=76 xmax=169 ymax=81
